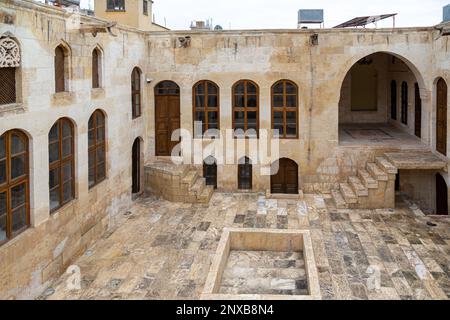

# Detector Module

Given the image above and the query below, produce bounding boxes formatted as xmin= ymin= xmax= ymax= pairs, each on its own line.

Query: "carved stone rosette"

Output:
xmin=0 ymin=36 xmax=21 ymax=68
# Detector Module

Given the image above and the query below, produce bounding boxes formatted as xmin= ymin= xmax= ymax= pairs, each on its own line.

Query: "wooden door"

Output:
xmin=155 ymin=95 xmax=180 ymax=156
xmin=436 ymin=78 xmax=447 ymax=156
xmin=414 ymin=83 xmax=422 ymax=138
xmin=132 ymin=139 xmax=140 ymax=194
xmin=271 ymin=158 xmax=298 ymax=194
xmin=436 ymin=173 xmax=448 ymax=215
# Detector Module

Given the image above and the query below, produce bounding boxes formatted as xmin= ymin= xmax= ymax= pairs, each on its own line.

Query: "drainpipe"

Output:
xmin=307 ymin=34 xmax=319 ymax=161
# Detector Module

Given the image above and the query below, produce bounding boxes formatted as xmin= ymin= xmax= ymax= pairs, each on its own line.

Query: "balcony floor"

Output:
xmin=339 ymin=123 xmax=429 ymax=151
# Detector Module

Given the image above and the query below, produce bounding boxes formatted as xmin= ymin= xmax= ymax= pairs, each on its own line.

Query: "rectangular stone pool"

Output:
xmin=201 ymin=228 xmax=321 ymax=300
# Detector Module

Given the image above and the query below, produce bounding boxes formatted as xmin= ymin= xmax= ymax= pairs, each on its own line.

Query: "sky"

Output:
xmin=67 ymin=0 xmax=449 ymax=30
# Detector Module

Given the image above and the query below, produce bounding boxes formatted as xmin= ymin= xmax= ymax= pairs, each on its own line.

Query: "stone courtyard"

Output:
xmin=39 ymin=193 xmax=450 ymax=300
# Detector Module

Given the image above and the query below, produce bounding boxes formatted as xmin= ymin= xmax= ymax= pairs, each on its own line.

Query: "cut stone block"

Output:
xmin=349 ymin=176 xmax=369 ymax=197
xmin=367 ymin=163 xmax=388 ymax=181
xmin=358 ymin=169 xmax=378 ymax=189
xmin=339 ymin=183 xmax=358 ymax=204
xmin=375 ymin=157 xmax=398 ymax=174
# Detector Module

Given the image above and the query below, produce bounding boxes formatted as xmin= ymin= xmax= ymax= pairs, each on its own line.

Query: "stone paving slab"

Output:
xmin=40 ymin=193 xmax=450 ymax=300
xmin=384 ymin=152 xmax=447 ymax=170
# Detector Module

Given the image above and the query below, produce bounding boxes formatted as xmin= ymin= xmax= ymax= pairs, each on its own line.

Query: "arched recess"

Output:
xmin=270 ymin=158 xmax=298 ymax=194
xmin=131 ymin=66 xmax=142 ymax=119
xmin=132 ymin=137 xmax=144 ymax=195
xmin=436 ymin=173 xmax=448 ymax=215
xmin=338 ymin=51 xmax=427 ymax=145
xmin=203 ymin=156 xmax=217 ymax=189
xmin=92 ymin=46 xmax=103 ymax=89
xmin=54 ymin=41 xmax=71 ymax=93
xmin=0 ymin=33 xmax=22 ymax=105
xmin=238 ymin=156 xmax=252 ymax=190
xmin=436 ymin=78 xmax=448 ymax=156
xmin=154 ymin=81 xmax=180 ymax=156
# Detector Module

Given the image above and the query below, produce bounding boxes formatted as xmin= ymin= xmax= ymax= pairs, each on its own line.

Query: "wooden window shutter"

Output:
xmin=55 ymin=46 xmax=65 ymax=92
xmin=0 ymin=67 xmax=16 ymax=105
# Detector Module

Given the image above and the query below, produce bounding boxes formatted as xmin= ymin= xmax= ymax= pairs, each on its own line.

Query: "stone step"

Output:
xmin=190 ymin=177 xmax=205 ymax=195
xmin=331 ymin=190 xmax=348 ymax=209
xmin=376 ymin=157 xmax=398 ymax=174
xmin=367 ymin=163 xmax=388 ymax=181
xmin=181 ymin=170 xmax=198 ymax=188
xmin=339 ymin=183 xmax=358 ymax=204
xmin=348 ymin=176 xmax=369 ymax=197
xmin=357 ymin=169 xmax=378 ymax=189
xmin=198 ymin=185 xmax=214 ymax=203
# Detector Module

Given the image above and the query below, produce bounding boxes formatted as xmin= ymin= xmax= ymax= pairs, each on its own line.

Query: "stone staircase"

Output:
xmin=144 ymin=161 xmax=214 ymax=204
xmin=331 ymin=155 xmax=398 ymax=209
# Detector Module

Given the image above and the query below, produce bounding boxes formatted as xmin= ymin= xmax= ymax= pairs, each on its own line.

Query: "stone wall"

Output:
xmin=0 ymin=0 xmax=147 ymax=299
xmin=399 ymin=170 xmax=437 ymax=214
xmin=0 ymin=0 xmax=449 ymax=298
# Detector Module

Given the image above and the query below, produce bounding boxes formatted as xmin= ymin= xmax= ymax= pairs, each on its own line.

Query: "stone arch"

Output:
xmin=270 ymin=158 xmax=298 ymax=194
xmin=337 ymin=50 xmax=427 ymax=94
xmin=337 ymin=51 xmax=429 ymax=144
xmin=54 ymin=40 xmax=72 ymax=93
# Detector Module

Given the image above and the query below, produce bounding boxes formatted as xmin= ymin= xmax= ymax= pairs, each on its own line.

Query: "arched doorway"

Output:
xmin=155 ymin=81 xmax=180 ymax=156
xmin=338 ymin=52 xmax=425 ymax=146
xmin=203 ymin=156 xmax=217 ymax=189
xmin=271 ymin=158 xmax=298 ymax=194
xmin=436 ymin=173 xmax=448 ymax=215
xmin=436 ymin=78 xmax=447 ymax=156
xmin=132 ymin=138 xmax=141 ymax=194
xmin=238 ymin=157 xmax=252 ymax=190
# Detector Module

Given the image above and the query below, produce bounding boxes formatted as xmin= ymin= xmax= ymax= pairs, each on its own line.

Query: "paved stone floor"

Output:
xmin=40 ymin=193 xmax=450 ymax=300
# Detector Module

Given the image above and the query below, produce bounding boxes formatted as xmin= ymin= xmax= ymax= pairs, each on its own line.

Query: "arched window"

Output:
xmin=0 ymin=130 xmax=29 ymax=245
xmin=54 ymin=45 xmax=68 ymax=93
xmin=92 ymin=48 xmax=101 ymax=89
xmin=390 ymin=80 xmax=397 ymax=120
xmin=88 ymin=110 xmax=106 ymax=188
xmin=131 ymin=67 xmax=142 ymax=119
xmin=232 ymin=80 xmax=259 ymax=137
xmin=49 ymin=118 xmax=74 ymax=212
xmin=0 ymin=35 xmax=21 ymax=105
xmin=193 ymin=80 xmax=219 ymax=136
xmin=238 ymin=157 xmax=252 ymax=190
xmin=401 ymin=82 xmax=408 ymax=125
xmin=272 ymin=80 xmax=298 ymax=138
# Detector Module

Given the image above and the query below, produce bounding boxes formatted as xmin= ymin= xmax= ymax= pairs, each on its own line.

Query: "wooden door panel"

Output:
xmin=436 ymin=79 xmax=447 ymax=156
xmin=414 ymin=84 xmax=422 ymax=138
xmin=155 ymin=95 xmax=180 ymax=156
xmin=270 ymin=159 xmax=298 ymax=194
xmin=285 ymin=163 xmax=298 ymax=194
